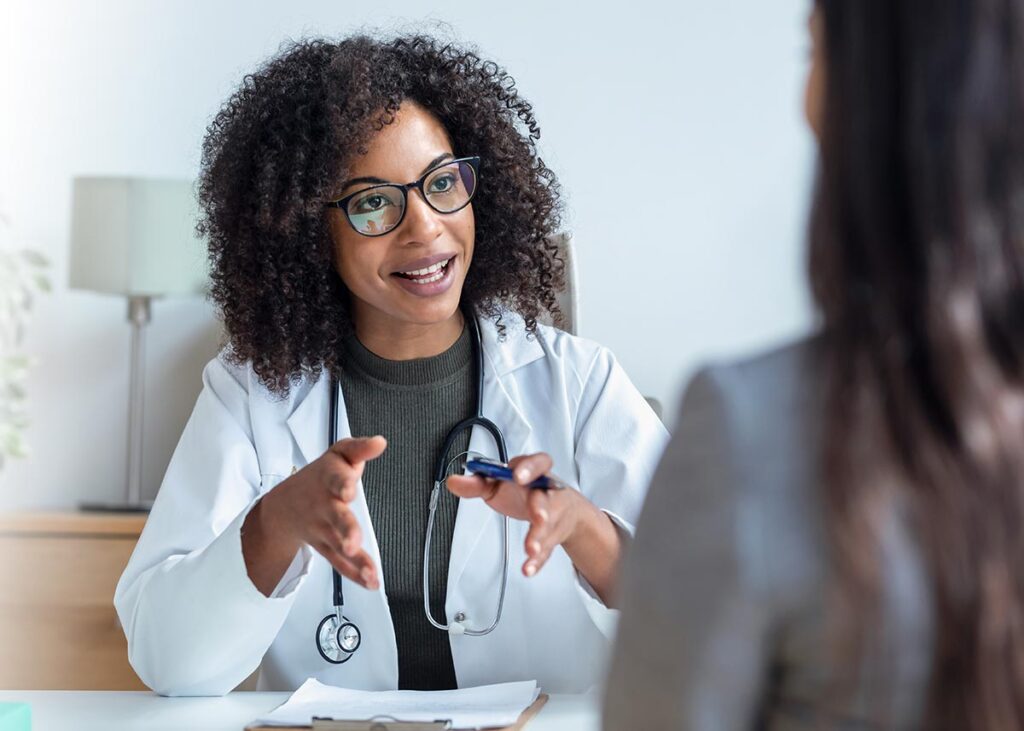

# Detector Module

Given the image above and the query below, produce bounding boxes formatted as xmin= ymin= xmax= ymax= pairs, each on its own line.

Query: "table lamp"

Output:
xmin=69 ymin=177 xmax=208 ymax=512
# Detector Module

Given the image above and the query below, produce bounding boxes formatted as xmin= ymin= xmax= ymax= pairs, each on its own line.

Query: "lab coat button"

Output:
xmin=454 ymin=611 xmax=466 ymax=622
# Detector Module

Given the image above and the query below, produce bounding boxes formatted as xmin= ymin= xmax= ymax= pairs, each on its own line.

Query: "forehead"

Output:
xmin=347 ymin=102 xmax=454 ymax=180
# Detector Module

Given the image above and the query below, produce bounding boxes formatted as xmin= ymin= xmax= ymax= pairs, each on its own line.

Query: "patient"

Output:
xmin=605 ymin=0 xmax=1024 ymax=729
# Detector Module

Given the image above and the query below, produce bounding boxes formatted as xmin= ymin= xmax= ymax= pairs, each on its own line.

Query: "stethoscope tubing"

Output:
xmin=323 ymin=312 xmax=511 ymax=655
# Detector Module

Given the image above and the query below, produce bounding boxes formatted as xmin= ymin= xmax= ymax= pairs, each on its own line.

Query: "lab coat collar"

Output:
xmin=285 ymin=313 xmax=544 ymax=467
xmin=477 ymin=312 xmax=546 ymax=378
xmin=284 ymin=314 xmax=542 ymax=595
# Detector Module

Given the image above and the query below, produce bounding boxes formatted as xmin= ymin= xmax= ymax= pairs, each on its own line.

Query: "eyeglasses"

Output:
xmin=324 ymin=156 xmax=480 ymax=237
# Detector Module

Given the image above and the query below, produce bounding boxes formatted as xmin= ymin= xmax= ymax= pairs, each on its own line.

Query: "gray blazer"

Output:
xmin=603 ymin=339 xmax=934 ymax=730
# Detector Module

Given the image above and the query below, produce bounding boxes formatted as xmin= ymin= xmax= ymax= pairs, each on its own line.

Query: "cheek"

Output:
xmin=456 ymin=207 xmax=476 ymax=266
xmin=329 ymin=218 xmax=385 ymax=291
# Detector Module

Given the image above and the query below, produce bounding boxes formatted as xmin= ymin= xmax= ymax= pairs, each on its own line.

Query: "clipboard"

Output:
xmin=244 ymin=692 xmax=548 ymax=731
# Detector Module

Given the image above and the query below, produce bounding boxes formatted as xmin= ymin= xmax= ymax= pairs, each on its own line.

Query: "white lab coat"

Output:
xmin=114 ymin=318 xmax=668 ymax=697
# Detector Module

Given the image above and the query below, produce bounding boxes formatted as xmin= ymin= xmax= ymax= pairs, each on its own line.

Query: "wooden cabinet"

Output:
xmin=0 ymin=512 xmax=148 ymax=690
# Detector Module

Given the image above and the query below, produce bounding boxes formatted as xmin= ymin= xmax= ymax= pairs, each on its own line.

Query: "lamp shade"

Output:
xmin=69 ymin=177 xmax=208 ymax=297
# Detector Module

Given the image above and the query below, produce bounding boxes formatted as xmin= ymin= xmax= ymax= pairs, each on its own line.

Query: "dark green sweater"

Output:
xmin=338 ymin=326 xmax=474 ymax=690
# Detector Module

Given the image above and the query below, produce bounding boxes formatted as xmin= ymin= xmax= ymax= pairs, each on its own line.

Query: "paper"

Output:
xmin=252 ymin=678 xmax=541 ymax=729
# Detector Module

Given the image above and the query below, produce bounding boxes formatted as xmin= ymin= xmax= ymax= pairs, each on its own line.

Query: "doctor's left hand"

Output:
xmin=446 ymin=453 xmax=605 ymax=579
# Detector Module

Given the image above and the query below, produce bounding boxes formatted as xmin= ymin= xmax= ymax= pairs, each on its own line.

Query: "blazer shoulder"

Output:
xmin=678 ymin=335 xmax=827 ymax=600
xmin=688 ymin=336 xmax=824 ymax=455
xmin=701 ymin=335 xmax=823 ymax=409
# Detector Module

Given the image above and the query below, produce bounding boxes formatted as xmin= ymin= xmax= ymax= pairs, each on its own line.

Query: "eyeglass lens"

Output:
xmin=346 ymin=159 xmax=477 ymax=236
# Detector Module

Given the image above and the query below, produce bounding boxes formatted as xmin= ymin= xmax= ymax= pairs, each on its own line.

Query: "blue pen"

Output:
xmin=465 ymin=457 xmax=570 ymax=490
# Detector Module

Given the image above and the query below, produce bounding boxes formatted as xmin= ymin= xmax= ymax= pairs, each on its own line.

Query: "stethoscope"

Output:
xmin=315 ymin=314 xmax=510 ymax=664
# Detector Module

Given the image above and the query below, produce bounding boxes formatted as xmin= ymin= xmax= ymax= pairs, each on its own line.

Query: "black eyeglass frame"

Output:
xmin=324 ymin=156 xmax=481 ymax=237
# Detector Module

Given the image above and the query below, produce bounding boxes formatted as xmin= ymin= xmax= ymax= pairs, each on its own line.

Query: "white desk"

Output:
xmin=0 ymin=691 xmax=600 ymax=731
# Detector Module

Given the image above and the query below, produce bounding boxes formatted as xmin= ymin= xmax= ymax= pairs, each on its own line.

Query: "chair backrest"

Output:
xmin=536 ymin=232 xmax=663 ymax=420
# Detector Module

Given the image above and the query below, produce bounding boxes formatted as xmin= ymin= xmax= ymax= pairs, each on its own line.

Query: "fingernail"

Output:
xmin=525 ymin=562 xmax=537 ymax=577
xmin=361 ymin=568 xmax=373 ymax=583
xmin=516 ymin=468 xmax=530 ymax=483
xmin=537 ymin=508 xmax=549 ymax=522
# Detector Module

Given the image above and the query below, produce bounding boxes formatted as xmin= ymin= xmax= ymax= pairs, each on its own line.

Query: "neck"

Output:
xmin=353 ymin=308 xmax=467 ymax=361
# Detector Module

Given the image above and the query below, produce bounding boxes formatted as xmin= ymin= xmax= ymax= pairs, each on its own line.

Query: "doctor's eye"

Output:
xmin=427 ymin=172 xmax=458 ymax=196
xmin=352 ymin=189 xmax=401 ymax=213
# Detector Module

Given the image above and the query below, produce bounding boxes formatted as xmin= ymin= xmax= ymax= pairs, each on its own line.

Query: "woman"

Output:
xmin=605 ymin=1 xmax=1024 ymax=729
xmin=115 ymin=36 xmax=667 ymax=696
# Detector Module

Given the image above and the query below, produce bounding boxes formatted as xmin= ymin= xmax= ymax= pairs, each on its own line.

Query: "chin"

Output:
xmin=396 ymin=295 xmax=464 ymax=327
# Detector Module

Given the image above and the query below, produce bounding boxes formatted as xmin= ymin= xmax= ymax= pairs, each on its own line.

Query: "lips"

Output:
xmin=394 ymin=256 xmax=453 ymax=283
xmin=392 ymin=252 xmax=457 ymax=277
xmin=390 ymin=254 xmax=458 ymax=297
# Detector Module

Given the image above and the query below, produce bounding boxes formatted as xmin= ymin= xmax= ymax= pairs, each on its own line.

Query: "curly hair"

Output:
xmin=197 ymin=34 xmax=564 ymax=395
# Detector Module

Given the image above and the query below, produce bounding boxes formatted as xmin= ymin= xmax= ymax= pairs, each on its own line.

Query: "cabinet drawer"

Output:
xmin=0 ymin=531 xmax=145 ymax=689
xmin=0 ymin=535 xmax=136 ymax=608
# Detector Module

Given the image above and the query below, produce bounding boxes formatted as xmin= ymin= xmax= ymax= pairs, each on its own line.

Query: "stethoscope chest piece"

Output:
xmin=316 ymin=611 xmax=362 ymax=664
xmin=316 ymin=314 xmax=509 ymax=660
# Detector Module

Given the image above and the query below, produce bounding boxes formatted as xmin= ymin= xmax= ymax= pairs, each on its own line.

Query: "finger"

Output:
xmin=345 ymin=548 xmax=379 ymax=589
xmin=330 ymin=435 xmax=388 ymax=466
xmin=523 ymin=540 xmax=557 ymax=578
xmin=446 ymin=474 xmax=502 ymax=502
xmin=524 ymin=511 xmax=555 ymax=564
xmin=508 ymin=452 xmax=554 ymax=485
xmin=528 ymin=487 xmax=551 ymax=523
xmin=328 ymin=506 xmax=363 ymax=557
xmin=323 ymin=463 xmax=362 ymax=503
xmin=327 ymin=536 xmax=379 ymax=589
xmin=315 ymin=541 xmax=379 ymax=590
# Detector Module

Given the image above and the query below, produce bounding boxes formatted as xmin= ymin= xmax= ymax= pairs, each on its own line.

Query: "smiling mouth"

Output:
xmin=393 ymin=257 xmax=454 ymax=284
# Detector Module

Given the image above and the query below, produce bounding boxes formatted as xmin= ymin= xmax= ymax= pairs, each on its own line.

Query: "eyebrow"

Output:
xmin=339 ymin=152 xmax=455 ymax=192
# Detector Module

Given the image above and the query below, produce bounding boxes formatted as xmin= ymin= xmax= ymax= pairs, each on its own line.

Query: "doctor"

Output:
xmin=115 ymin=34 xmax=667 ymax=697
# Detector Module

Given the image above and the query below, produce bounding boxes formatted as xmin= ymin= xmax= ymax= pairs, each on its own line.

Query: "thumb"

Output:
xmin=330 ymin=435 xmax=388 ymax=465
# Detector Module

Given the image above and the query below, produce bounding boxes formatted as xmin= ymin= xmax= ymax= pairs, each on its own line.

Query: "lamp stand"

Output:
xmin=80 ymin=295 xmax=154 ymax=513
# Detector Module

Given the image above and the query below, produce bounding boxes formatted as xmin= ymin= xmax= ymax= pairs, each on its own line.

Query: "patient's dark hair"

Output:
xmin=197 ymin=35 xmax=563 ymax=394
xmin=810 ymin=0 xmax=1024 ymax=727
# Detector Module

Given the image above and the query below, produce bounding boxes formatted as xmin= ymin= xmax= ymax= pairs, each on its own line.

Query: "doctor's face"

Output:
xmin=326 ymin=102 xmax=476 ymax=333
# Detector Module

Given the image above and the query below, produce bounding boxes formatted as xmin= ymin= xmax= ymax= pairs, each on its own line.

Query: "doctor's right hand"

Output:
xmin=241 ymin=436 xmax=386 ymax=597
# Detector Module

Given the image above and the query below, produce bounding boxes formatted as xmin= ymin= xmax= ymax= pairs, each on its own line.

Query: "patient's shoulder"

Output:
xmin=703 ymin=335 xmax=824 ymax=409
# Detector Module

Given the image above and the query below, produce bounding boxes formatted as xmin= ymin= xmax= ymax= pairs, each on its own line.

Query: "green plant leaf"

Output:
xmin=19 ymin=250 xmax=49 ymax=268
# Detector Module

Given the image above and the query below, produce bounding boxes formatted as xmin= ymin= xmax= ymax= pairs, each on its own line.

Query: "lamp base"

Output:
xmin=79 ymin=500 xmax=153 ymax=513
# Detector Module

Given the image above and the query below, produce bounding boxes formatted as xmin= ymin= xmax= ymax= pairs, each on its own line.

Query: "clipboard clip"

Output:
xmin=311 ymin=716 xmax=452 ymax=731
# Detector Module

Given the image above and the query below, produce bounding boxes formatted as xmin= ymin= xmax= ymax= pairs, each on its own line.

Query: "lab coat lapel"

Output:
xmin=285 ymin=375 xmax=385 ymax=587
xmin=285 ymin=374 xmax=331 ymax=468
xmin=447 ymin=325 xmax=539 ymax=592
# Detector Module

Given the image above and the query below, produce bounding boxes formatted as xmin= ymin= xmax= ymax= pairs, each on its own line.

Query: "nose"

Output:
xmin=399 ymin=189 xmax=444 ymax=244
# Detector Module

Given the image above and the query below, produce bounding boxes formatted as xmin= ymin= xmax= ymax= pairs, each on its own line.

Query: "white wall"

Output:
xmin=0 ymin=0 xmax=816 ymax=510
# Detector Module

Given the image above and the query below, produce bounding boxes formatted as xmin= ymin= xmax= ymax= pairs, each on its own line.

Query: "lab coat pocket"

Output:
xmin=259 ymin=472 xmax=288 ymax=495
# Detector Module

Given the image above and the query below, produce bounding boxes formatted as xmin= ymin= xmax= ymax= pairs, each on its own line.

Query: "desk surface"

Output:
xmin=0 ymin=691 xmax=600 ymax=731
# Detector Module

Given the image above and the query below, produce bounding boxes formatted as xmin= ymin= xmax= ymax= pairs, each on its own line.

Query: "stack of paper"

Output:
xmin=252 ymin=679 xmax=541 ymax=729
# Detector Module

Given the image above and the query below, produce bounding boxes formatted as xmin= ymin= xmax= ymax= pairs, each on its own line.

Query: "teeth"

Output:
xmin=414 ymin=270 xmax=445 ymax=284
xmin=402 ymin=258 xmax=451 ymax=276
